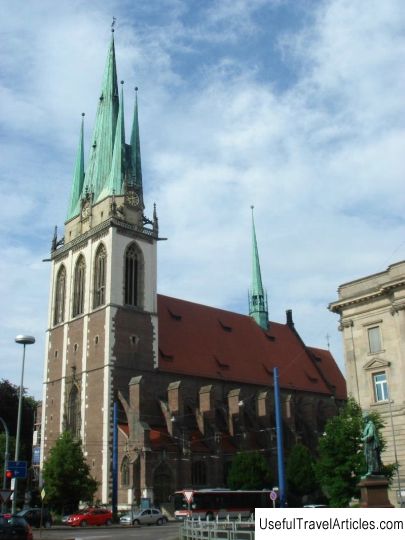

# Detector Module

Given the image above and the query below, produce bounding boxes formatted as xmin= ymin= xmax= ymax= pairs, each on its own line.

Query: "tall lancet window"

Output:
xmin=72 ymin=255 xmax=86 ymax=317
xmin=124 ymin=243 xmax=143 ymax=307
xmin=93 ymin=244 xmax=107 ymax=308
xmin=121 ymin=456 xmax=130 ymax=487
xmin=67 ymin=385 xmax=81 ymax=438
xmin=54 ymin=265 xmax=66 ymax=325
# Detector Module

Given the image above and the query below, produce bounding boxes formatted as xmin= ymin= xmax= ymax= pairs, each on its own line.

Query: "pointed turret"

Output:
xmin=99 ymin=81 xmax=126 ymax=199
xmin=249 ymin=206 xmax=268 ymax=330
xmin=129 ymin=87 xmax=143 ymax=192
xmin=84 ymin=31 xmax=119 ymax=201
xmin=153 ymin=202 xmax=159 ymax=234
xmin=66 ymin=114 xmax=85 ymax=220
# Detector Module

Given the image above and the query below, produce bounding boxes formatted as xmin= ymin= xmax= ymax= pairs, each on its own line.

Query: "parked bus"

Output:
xmin=173 ymin=488 xmax=273 ymax=520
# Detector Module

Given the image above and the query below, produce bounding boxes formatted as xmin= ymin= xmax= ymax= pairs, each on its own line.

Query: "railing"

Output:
xmin=181 ymin=516 xmax=255 ymax=540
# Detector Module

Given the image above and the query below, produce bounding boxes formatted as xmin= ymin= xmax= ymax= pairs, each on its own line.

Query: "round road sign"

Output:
xmin=270 ymin=490 xmax=278 ymax=501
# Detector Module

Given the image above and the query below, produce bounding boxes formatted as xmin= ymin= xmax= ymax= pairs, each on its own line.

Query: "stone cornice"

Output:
xmin=329 ymin=278 xmax=405 ymax=313
xmin=52 ymin=217 xmax=159 ymax=261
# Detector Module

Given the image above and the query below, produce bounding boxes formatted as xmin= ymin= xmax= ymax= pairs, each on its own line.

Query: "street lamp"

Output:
xmin=12 ymin=334 xmax=35 ymax=514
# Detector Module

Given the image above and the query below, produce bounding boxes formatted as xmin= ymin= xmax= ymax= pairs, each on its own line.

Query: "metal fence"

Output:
xmin=180 ymin=517 xmax=255 ymax=540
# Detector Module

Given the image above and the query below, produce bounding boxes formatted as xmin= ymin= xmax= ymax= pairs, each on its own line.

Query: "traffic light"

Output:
xmin=5 ymin=469 xmax=14 ymax=480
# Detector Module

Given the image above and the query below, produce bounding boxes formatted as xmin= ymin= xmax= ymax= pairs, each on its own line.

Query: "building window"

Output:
xmin=54 ymin=265 xmax=66 ymax=325
xmin=124 ymin=243 xmax=142 ymax=307
xmin=191 ymin=460 xmax=207 ymax=486
xmin=93 ymin=244 xmax=107 ymax=308
xmin=72 ymin=255 xmax=86 ymax=317
xmin=368 ymin=326 xmax=382 ymax=354
xmin=373 ymin=372 xmax=388 ymax=402
xmin=67 ymin=385 xmax=81 ymax=438
xmin=121 ymin=456 xmax=130 ymax=487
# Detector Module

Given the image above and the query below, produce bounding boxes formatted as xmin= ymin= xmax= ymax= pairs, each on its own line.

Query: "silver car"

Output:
xmin=120 ymin=508 xmax=168 ymax=526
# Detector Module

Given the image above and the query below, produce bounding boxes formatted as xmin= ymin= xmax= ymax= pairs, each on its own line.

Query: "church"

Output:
xmin=40 ymin=32 xmax=346 ymax=507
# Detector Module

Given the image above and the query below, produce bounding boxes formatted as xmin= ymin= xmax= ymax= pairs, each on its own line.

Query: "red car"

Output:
xmin=66 ymin=508 xmax=112 ymax=527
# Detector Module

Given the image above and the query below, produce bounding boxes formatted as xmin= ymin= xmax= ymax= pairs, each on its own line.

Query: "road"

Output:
xmin=32 ymin=522 xmax=181 ymax=540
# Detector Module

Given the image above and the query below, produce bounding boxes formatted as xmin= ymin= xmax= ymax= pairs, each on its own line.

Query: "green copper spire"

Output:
xmin=98 ymin=81 xmax=126 ymax=200
xmin=249 ymin=206 xmax=268 ymax=330
xmin=66 ymin=113 xmax=85 ymax=221
xmin=130 ymin=87 xmax=143 ymax=190
xmin=84 ymin=32 xmax=119 ymax=200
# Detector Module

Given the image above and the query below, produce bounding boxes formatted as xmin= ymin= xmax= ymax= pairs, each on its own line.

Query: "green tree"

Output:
xmin=315 ymin=398 xmax=395 ymax=507
xmin=227 ymin=451 xmax=272 ymax=490
xmin=0 ymin=379 xmax=39 ymax=507
xmin=0 ymin=379 xmax=39 ymax=461
xmin=42 ymin=431 xmax=98 ymax=513
xmin=286 ymin=443 xmax=319 ymax=506
xmin=315 ymin=399 xmax=363 ymax=507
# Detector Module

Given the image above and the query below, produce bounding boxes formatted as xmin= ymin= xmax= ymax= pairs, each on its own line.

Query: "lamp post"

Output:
xmin=273 ymin=367 xmax=286 ymax=507
xmin=12 ymin=334 xmax=35 ymax=514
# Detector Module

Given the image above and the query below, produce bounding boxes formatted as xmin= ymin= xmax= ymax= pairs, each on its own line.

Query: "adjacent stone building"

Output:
xmin=41 ymin=32 xmax=346 ymax=508
xmin=329 ymin=261 xmax=405 ymax=506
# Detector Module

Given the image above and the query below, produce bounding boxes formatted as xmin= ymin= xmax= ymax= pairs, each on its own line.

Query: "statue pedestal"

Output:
xmin=358 ymin=476 xmax=394 ymax=508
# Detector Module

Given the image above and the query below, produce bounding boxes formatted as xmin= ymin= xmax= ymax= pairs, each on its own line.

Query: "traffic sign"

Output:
xmin=7 ymin=460 xmax=27 ymax=479
xmin=270 ymin=490 xmax=278 ymax=501
xmin=41 ymin=488 xmax=46 ymax=501
xmin=183 ymin=490 xmax=194 ymax=503
xmin=0 ymin=489 xmax=13 ymax=503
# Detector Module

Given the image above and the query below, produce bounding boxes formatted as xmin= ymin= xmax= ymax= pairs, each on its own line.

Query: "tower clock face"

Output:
xmin=126 ymin=191 xmax=140 ymax=207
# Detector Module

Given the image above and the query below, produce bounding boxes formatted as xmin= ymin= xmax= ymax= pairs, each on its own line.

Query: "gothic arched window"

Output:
xmin=191 ymin=460 xmax=207 ymax=486
xmin=72 ymin=255 xmax=86 ymax=317
xmin=121 ymin=456 xmax=130 ymax=487
xmin=153 ymin=462 xmax=173 ymax=505
xmin=54 ymin=265 xmax=66 ymax=325
xmin=124 ymin=243 xmax=142 ymax=307
xmin=67 ymin=385 xmax=81 ymax=438
xmin=93 ymin=244 xmax=107 ymax=308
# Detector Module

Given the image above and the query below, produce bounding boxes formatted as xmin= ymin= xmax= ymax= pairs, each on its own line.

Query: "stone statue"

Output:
xmin=362 ymin=412 xmax=382 ymax=477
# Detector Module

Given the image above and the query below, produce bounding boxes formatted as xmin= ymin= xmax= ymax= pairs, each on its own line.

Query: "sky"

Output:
xmin=1 ymin=0 xmax=404 ymax=400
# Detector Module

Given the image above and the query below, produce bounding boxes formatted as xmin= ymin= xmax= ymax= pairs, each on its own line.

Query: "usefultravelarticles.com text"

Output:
xmin=255 ymin=509 xmax=405 ymax=539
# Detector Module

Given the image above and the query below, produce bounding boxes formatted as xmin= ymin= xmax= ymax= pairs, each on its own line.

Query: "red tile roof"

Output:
xmin=218 ymin=434 xmax=237 ymax=453
xmin=157 ymin=294 xmax=345 ymax=398
xmin=189 ymin=431 xmax=210 ymax=453
xmin=307 ymin=346 xmax=347 ymax=400
xmin=148 ymin=427 xmax=209 ymax=453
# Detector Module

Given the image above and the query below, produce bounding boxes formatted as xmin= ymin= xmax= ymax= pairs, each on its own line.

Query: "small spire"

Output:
xmin=66 ymin=114 xmax=85 ymax=220
xmin=249 ymin=206 xmax=268 ymax=330
xmin=51 ymin=226 xmax=58 ymax=252
xmin=153 ymin=202 xmax=159 ymax=233
xmin=130 ymin=86 xmax=143 ymax=192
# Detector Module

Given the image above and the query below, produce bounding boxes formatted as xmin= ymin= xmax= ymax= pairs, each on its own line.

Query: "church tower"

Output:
xmin=41 ymin=31 xmax=159 ymax=503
